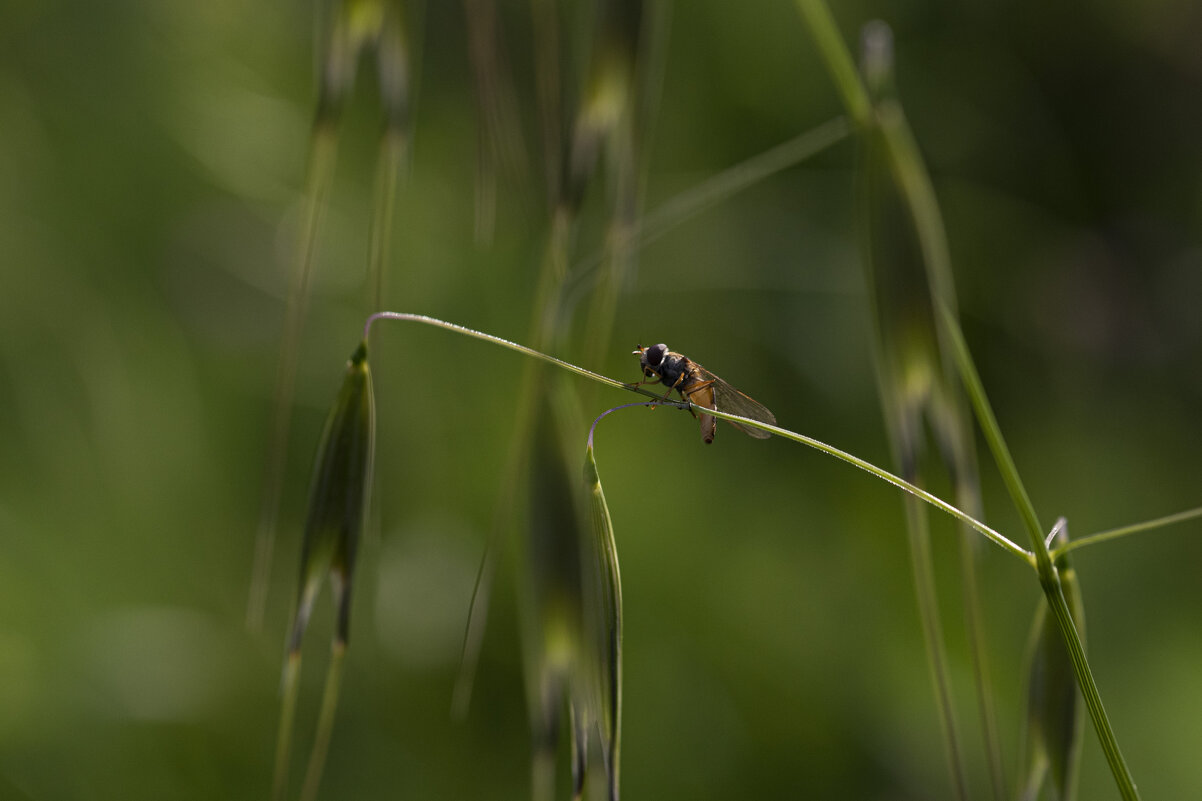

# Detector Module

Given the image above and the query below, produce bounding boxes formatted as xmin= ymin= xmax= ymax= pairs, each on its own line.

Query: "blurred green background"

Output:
xmin=2 ymin=1 xmax=1201 ymax=799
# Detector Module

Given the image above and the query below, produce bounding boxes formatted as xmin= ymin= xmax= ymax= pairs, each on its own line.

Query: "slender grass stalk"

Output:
xmin=939 ymin=304 xmax=1141 ymax=801
xmin=366 ymin=0 xmax=411 ymax=311
xmin=1055 ymin=506 xmax=1202 ymax=557
xmin=902 ymin=495 xmax=969 ymax=800
xmin=300 ymin=641 xmax=348 ymax=801
xmin=248 ymin=126 xmax=340 ymax=631
xmin=567 ymin=117 xmax=850 ymax=302
xmin=792 ymin=0 xmax=871 ymax=128
xmin=363 ymin=312 xmax=1030 ymax=562
xmin=462 ymin=0 xmax=529 ymax=243
xmin=857 ymin=21 xmax=1002 ymax=797
xmin=530 ymin=0 xmax=564 ymax=207
xmin=272 ymin=652 xmax=303 ymax=801
xmin=366 ymin=130 xmax=407 ymax=314
xmin=859 ymin=63 xmax=968 ymax=801
xmin=958 ymin=492 xmax=1006 ymax=801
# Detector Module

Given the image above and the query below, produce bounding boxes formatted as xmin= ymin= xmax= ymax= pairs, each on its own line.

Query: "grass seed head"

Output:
xmin=289 ymin=341 xmax=375 ymax=654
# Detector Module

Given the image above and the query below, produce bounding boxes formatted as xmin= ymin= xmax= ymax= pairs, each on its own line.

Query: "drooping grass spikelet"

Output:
xmin=562 ymin=0 xmax=641 ymax=215
xmin=272 ymin=342 xmax=375 ymax=801
xmin=518 ymin=378 xmax=624 ymax=801
xmin=248 ymin=0 xmax=408 ymax=630
xmin=524 ymin=392 xmax=587 ymax=801
xmin=246 ymin=88 xmax=340 ymax=632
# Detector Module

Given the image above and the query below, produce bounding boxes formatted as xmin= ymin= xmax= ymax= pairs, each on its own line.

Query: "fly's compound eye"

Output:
xmin=646 ymin=343 xmax=667 ymax=367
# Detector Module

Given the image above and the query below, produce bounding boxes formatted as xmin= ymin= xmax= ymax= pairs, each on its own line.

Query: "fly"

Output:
xmin=632 ymin=343 xmax=776 ymax=444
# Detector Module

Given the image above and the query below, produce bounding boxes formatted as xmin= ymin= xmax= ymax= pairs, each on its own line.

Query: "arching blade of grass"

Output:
xmin=272 ymin=342 xmax=375 ymax=801
xmin=365 ymin=311 xmax=1031 ymax=562
xmin=1020 ymin=519 xmax=1084 ymax=801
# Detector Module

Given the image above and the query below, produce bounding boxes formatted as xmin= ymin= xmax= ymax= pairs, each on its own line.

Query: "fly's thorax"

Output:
xmin=656 ymin=351 xmax=693 ymax=393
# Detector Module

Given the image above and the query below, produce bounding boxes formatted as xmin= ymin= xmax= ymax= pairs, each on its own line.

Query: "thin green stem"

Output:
xmin=904 ymin=496 xmax=970 ymax=801
xmin=939 ymin=304 xmax=1140 ymax=801
xmin=568 ymin=118 xmax=850 ymax=300
xmin=248 ymin=125 xmax=340 ymax=631
xmin=1056 ymin=506 xmax=1202 ymax=558
xmin=938 ymin=307 xmax=1044 ymax=553
xmin=299 ymin=641 xmax=347 ymax=801
xmin=698 ymin=404 xmax=1029 ymax=562
xmin=364 ymin=312 xmax=1030 ymax=563
xmin=365 ymin=312 xmax=633 ymax=393
xmin=272 ymin=651 xmax=303 ymax=801
xmin=367 ymin=131 xmax=407 ymax=311
xmin=791 ymin=0 xmax=872 ymax=128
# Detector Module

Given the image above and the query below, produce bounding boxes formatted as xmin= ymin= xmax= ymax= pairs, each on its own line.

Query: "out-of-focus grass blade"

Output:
xmin=582 ymin=436 xmax=622 ymax=801
xmin=856 ymin=20 xmax=997 ymax=801
xmin=1020 ymin=520 xmax=1085 ymax=801
xmin=462 ymin=0 xmax=528 ymax=243
xmin=524 ymin=393 xmax=586 ymax=801
xmin=521 ymin=382 xmax=624 ymax=801
xmin=272 ymin=342 xmax=375 ymax=801
xmin=581 ymin=0 xmax=671 ymax=380
xmin=563 ymin=0 xmax=639 ymax=214
xmin=366 ymin=0 xmax=411 ymax=312
xmin=246 ymin=99 xmax=339 ymax=633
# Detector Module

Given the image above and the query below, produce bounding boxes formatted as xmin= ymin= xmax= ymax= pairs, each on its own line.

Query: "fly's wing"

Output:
xmin=691 ymin=365 xmax=776 ymax=439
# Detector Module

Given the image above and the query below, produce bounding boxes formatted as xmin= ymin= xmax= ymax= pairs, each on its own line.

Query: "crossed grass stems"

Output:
xmin=262 ymin=3 xmax=1202 ymax=800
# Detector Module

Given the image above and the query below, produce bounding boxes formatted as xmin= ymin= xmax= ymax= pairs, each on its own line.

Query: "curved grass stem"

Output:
xmin=364 ymin=311 xmax=1030 ymax=564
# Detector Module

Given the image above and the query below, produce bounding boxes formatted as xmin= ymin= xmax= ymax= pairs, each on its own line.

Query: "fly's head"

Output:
xmin=633 ymin=343 xmax=669 ymax=378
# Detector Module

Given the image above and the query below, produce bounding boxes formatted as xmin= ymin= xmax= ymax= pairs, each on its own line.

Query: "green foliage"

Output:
xmin=3 ymin=3 xmax=1201 ymax=801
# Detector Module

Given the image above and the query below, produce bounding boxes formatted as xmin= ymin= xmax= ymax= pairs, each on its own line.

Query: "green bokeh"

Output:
xmin=1 ymin=1 xmax=1200 ymax=799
